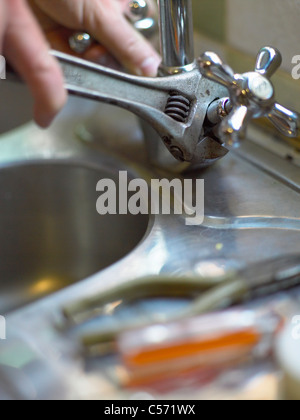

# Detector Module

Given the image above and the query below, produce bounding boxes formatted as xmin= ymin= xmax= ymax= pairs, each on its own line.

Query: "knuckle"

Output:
xmin=124 ymin=35 xmax=143 ymax=60
xmin=33 ymin=51 xmax=55 ymax=78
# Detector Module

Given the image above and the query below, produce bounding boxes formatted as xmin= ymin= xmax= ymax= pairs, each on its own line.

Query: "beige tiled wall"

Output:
xmin=192 ymin=0 xmax=300 ymax=72
xmin=192 ymin=0 xmax=226 ymax=42
xmin=227 ymin=0 xmax=300 ymax=73
xmin=192 ymin=0 xmax=300 ymax=109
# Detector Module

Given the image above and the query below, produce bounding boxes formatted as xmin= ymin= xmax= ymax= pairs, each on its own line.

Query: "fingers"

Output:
xmin=4 ymin=0 xmax=67 ymax=127
xmin=0 ymin=1 xmax=8 ymax=51
xmin=35 ymin=0 xmax=161 ymax=77
xmin=45 ymin=27 xmax=121 ymax=69
xmin=86 ymin=2 xmax=161 ymax=76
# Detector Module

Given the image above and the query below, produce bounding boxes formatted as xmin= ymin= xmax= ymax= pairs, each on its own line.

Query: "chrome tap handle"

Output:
xmin=126 ymin=0 xmax=157 ymax=38
xmin=198 ymin=46 xmax=300 ymax=148
xmin=255 ymin=46 xmax=282 ymax=78
xmin=198 ymin=52 xmax=235 ymax=89
xmin=268 ymin=103 xmax=300 ymax=138
xmin=220 ymin=105 xmax=255 ymax=149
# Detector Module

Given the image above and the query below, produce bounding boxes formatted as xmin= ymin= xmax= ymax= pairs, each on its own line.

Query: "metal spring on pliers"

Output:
xmin=165 ymin=92 xmax=191 ymax=123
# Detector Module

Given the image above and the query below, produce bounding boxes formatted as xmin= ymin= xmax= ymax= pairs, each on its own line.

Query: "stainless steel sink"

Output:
xmin=1 ymin=79 xmax=300 ymax=399
xmin=0 ymin=161 xmax=149 ymax=313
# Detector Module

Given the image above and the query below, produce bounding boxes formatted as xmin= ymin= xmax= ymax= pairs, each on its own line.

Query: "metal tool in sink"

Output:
xmin=60 ymin=254 xmax=300 ymax=354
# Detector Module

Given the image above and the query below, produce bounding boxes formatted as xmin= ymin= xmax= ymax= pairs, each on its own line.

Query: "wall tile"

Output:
xmin=226 ymin=0 xmax=300 ymax=73
xmin=192 ymin=0 xmax=226 ymax=41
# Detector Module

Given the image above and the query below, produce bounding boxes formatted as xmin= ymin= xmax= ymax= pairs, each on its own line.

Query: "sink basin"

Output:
xmin=0 ymin=161 xmax=149 ymax=313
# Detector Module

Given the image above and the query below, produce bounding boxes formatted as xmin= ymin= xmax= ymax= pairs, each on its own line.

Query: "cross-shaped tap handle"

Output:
xmin=198 ymin=46 xmax=300 ymax=148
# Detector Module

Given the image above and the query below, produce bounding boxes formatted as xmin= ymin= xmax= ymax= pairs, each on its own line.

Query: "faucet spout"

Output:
xmin=158 ymin=0 xmax=195 ymax=74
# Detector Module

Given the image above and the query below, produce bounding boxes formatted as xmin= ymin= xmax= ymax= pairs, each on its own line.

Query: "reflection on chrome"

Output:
xmin=202 ymin=215 xmax=300 ymax=231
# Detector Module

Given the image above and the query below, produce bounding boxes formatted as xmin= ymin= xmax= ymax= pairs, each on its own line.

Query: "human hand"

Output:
xmin=1 ymin=0 xmax=67 ymax=128
xmin=2 ymin=0 xmax=160 ymax=129
xmin=30 ymin=0 xmax=161 ymax=76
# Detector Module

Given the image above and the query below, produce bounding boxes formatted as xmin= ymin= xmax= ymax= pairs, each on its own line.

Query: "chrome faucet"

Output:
xmin=145 ymin=0 xmax=300 ymax=168
xmin=158 ymin=0 xmax=195 ymax=75
xmin=10 ymin=0 xmax=300 ymax=169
